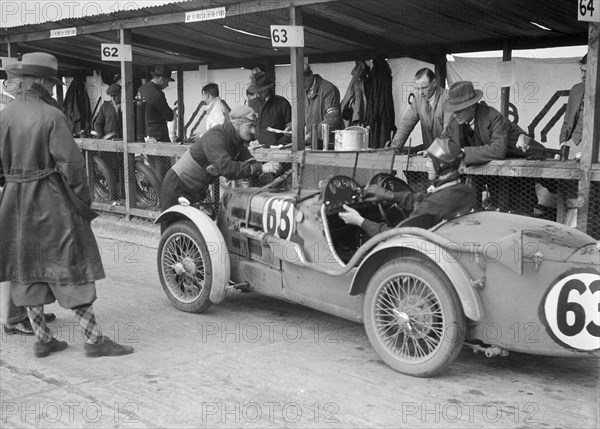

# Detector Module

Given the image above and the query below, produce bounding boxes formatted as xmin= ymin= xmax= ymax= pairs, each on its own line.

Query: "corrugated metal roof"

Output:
xmin=0 ymin=0 xmax=588 ymax=75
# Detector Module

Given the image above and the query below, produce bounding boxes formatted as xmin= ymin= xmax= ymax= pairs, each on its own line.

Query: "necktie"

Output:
xmin=424 ymin=100 xmax=432 ymax=115
xmin=464 ymin=124 xmax=474 ymax=143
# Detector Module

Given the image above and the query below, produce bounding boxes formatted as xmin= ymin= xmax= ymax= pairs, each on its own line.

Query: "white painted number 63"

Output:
xmin=543 ymin=272 xmax=600 ymax=350
xmin=262 ymin=198 xmax=295 ymax=241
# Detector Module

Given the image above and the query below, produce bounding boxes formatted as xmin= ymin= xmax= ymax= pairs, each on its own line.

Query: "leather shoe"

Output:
xmin=34 ymin=337 xmax=68 ymax=358
xmin=84 ymin=336 xmax=134 ymax=357
xmin=3 ymin=313 xmax=56 ymax=336
xmin=3 ymin=319 xmax=34 ymax=335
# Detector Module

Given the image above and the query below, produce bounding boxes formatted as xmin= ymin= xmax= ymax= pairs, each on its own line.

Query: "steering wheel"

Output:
xmin=368 ymin=173 xmax=413 ymax=226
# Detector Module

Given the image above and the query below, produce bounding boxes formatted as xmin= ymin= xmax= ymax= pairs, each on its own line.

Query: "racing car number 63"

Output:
xmin=542 ymin=272 xmax=600 ymax=351
xmin=262 ymin=198 xmax=295 ymax=241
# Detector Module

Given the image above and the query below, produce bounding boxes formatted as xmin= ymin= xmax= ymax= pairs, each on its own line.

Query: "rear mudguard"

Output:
xmin=350 ymin=236 xmax=483 ymax=322
xmin=155 ymin=205 xmax=230 ymax=304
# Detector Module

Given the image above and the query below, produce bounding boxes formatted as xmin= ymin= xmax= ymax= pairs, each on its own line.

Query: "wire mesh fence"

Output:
xmin=83 ymin=147 xmax=598 ymax=239
xmin=588 ymin=181 xmax=600 ymax=240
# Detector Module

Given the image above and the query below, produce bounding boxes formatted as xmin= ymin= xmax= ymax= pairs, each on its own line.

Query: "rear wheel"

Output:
xmin=157 ymin=221 xmax=212 ymax=313
xmin=363 ymin=256 xmax=465 ymax=377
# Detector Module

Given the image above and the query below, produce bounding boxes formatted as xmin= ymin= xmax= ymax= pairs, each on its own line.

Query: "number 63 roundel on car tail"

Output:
xmin=262 ymin=197 xmax=295 ymax=241
xmin=541 ymin=270 xmax=600 ymax=351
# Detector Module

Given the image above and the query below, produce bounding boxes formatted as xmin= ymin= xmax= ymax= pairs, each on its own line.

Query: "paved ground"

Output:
xmin=1 ymin=224 xmax=598 ymax=428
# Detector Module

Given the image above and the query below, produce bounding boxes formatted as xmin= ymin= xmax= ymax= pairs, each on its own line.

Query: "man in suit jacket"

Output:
xmin=138 ymin=65 xmax=174 ymax=141
xmin=391 ymin=68 xmax=449 ymax=152
xmin=248 ymin=72 xmax=291 ymax=148
xmin=440 ymin=81 xmax=540 ymax=166
xmin=93 ymin=83 xmax=122 ymax=138
xmin=559 ymin=54 xmax=587 ymax=150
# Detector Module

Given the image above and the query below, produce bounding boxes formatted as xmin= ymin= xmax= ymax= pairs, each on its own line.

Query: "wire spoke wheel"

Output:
xmin=92 ymin=155 xmax=117 ymax=201
xmin=135 ymin=161 xmax=160 ymax=208
xmin=158 ymin=221 xmax=212 ymax=313
xmin=364 ymin=257 xmax=465 ymax=377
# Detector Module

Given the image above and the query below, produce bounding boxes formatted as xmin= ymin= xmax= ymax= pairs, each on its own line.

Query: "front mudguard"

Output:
xmin=350 ymin=235 xmax=483 ymax=322
xmin=155 ymin=205 xmax=230 ymax=304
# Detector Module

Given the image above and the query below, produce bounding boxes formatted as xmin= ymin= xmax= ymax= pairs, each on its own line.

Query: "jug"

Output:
xmin=334 ymin=126 xmax=369 ymax=151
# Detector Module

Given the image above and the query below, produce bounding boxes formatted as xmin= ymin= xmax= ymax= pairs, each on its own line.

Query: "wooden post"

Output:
xmin=290 ymin=6 xmax=305 ymax=188
xmin=177 ymin=66 xmax=184 ymax=142
xmin=500 ymin=40 xmax=512 ymax=118
xmin=435 ymin=54 xmax=447 ymax=89
xmin=577 ymin=23 xmax=600 ymax=232
xmin=120 ymin=29 xmax=135 ymax=220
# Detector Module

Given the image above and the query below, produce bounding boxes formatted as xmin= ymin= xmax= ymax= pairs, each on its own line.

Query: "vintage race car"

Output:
xmin=155 ymin=160 xmax=600 ymax=377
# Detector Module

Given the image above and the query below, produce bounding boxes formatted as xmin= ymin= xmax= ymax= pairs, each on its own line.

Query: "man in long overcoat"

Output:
xmin=0 ymin=52 xmax=133 ymax=358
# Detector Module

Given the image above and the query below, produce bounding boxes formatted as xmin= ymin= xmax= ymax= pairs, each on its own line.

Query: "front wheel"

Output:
xmin=363 ymin=257 xmax=466 ymax=377
xmin=157 ymin=221 xmax=212 ymax=313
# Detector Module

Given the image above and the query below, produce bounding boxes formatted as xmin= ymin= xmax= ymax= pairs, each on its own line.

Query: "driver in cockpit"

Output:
xmin=338 ymin=137 xmax=476 ymax=235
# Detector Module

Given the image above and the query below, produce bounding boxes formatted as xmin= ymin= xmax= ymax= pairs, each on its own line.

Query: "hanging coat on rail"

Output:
xmin=340 ymin=60 xmax=368 ymax=126
xmin=63 ymin=72 xmax=92 ymax=137
xmin=364 ymin=57 xmax=396 ymax=148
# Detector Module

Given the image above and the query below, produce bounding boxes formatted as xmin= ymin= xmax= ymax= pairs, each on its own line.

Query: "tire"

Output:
xmin=135 ymin=160 xmax=161 ymax=208
xmin=363 ymin=256 xmax=466 ymax=377
xmin=92 ymin=155 xmax=118 ymax=201
xmin=157 ymin=221 xmax=213 ymax=313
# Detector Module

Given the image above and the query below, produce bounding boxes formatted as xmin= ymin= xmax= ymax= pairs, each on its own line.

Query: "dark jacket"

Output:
xmin=441 ymin=102 xmax=530 ymax=165
xmin=138 ymin=81 xmax=174 ymax=141
xmin=171 ymin=120 xmax=262 ymax=192
xmin=361 ymin=182 xmax=476 ymax=236
xmin=364 ymin=57 xmax=396 ymax=148
xmin=559 ymin=82 xmax=585 ymax=145
xmin=340 ymin=60 xmax=368 ymax=126
xmin=94 ymin=101 xmax=122 ymax=138
xmin=63 ymin=73 xmax=92 ymax=136
xmin=249 ymin=93 xmax=292 ymax=148
xmin=0 ymin=85 xmax=104 ymax=284
xmin=306 ymin=74 xmax=344 ymax=134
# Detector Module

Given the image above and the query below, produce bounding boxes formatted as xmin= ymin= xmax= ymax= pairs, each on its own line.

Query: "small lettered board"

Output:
xmin=578 ymin=0 xmax=600 ymax=22
xmin=101 ymin=44 xmax=133 ymax=62
xmin=270 ymin=26 xmax=304 ymax=48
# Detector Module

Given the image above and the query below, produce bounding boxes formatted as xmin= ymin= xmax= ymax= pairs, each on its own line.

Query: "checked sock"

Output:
xmin=26 ymin=306 xmax=53 ymax=343
xmin=73 ymin=305 xmax=103 ymax=344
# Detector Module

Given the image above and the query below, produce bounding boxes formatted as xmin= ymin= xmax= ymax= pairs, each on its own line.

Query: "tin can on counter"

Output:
xmin=322 ymin=123 xmax=330 ymax=151
xmin=237 ymin=179 xmax=250 ymax=188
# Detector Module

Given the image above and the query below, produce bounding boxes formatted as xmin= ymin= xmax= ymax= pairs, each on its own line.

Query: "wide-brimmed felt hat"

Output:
xmin=4 ymin=62 xmax=21 ymax=79
xmin=11 ymin=52 xmax=62 ymax=84
xmin=246 ymin=83 xmax=257 ymax=95
xmin=106 ymin=83 xmax=121 ymax=96
xmin=443 ymin=81 xmax=483 ymax=112
xmin=253 ymin=72 xmax=275 ymax=92
xmin=427 ymin=137 xmax=463 ymax=163
xmin=152 ymin=65 xmax=175 ymax=81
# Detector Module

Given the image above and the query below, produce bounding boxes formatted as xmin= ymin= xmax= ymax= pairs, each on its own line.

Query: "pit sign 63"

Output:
xmin=262 ymin=198 xmax=295 ymax=241
xmin=543 ymin=272 xmax=600 ymax=350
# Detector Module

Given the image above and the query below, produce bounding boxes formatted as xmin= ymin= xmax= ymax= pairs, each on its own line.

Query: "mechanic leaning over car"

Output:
xmin=159 ymin=105 xmax=282 ymax=212
xmin=339 ymin=137 xmax=477 ymax=236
